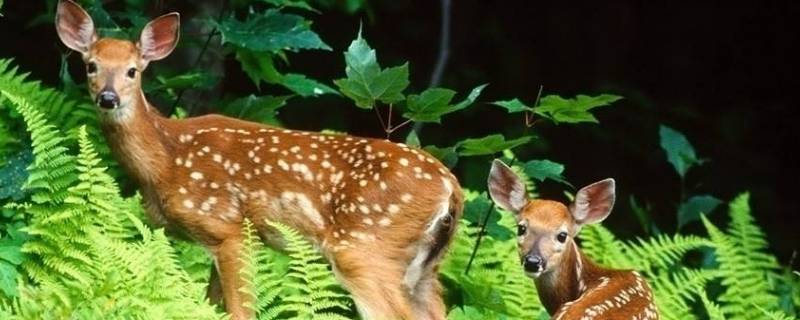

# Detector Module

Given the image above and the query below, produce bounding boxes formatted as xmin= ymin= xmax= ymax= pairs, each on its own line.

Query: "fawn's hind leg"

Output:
xmin=332 ymin=250 xmax=416 ymax=319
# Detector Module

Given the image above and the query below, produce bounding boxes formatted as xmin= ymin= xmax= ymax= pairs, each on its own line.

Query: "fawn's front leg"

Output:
xmin=211 ymin=236 xmax=253 ymax=320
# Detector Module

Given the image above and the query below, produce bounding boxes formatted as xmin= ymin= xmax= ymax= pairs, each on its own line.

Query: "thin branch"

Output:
xmin=373 ymin=105 xmax=387 ymax=133
xmin=525 ymin=85 xmax=544 ymax=127
xmin=387 ymin=119 xmax=413 ymax=134
xmin=465 ymin=202 xmax=496 ymax=275
xmin=411 ymin=0 xmax=453 ymax=137
xmin=465 ymin=157 xmax=518 ymax=275
xmin=429 ymin=0 xmax=451 ymax=88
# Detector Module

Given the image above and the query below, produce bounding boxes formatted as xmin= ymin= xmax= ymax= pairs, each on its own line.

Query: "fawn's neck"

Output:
xmin=535 ymin=240 xmax=602 ymax=314
xmin=100 ymin=91 xmax=170 ymax=187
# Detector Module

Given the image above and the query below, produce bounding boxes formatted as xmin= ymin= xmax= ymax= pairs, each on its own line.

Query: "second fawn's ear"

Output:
xmin=488 ymin=159 xmax=528 ymax=212
xmin=572 ymin=178 xmax=616 ymax=226
xmin=56 ymin=0 xmax=97 ymax=54
xmin=139 ymin=13 xmax=180 ymax=62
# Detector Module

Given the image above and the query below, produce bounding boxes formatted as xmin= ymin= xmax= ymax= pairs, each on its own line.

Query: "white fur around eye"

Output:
xmin=553 ymin=224 xmax=569 ymax=251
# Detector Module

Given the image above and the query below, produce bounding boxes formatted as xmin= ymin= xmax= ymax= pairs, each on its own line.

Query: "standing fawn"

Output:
xmin=488 ymin=160 xmax=659 ymax=320
xmin=55 ymin=1 xmax=463 ymax=319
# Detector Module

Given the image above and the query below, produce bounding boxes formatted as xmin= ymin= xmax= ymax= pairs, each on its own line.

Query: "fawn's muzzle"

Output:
xmin=96 ymin=90 xmax=119 ymax=109
xmin=523 ymin=254 xmax=546 ymax=274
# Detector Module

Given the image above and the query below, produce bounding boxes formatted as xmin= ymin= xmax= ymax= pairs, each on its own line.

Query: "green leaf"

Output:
xmin=522 ymin=159 xmax=572 ymax=187
xmin=405 ymin=130 xmax=421 ymax=147
xmin=152 ymin=72 xmax=219 ymax=91
xmin=234 ymin=49 xmax=336 ymax=97
xmin=535 ymin=94 xmax=621 ymax=124
xmin=678 ymin=195 xmax=722 ymax=229
xmin=659 ymin=125 xmax=704 ymax=178
xmin=220 ymin=95 xmax=292 ymax=125
xmin=216 ymin=10 xmax=330 ymax=52
xmin=403 ymin=88 xmax=456 ymax=122
xmin=403 ymin=84 xmax=487 ymax=123
xmin=334 ymin=31 xmax=410 ymax=108
xmin=0 ymin=242 xmax=24 ymax=266
xmin=491 ymin=98 xmax=532 ymax=113
xmin=0 ymin=262 xmax=17 ymax=298
xmin=463 ymin=193 xmax=513 ymax=240
xmin=235 ymin=48 xmax=282 ymax=89
xmin=452 ymin=84 xmax=488 ymax=111
xmin=457 ymin=134 xmax=533 ymax=156
xmin=423 ymin=145 xmax=458 ymax=168
xmin=261 ymin=0 xmax=318 ymax=12
xmin=280 ymin=73 xmax=338 ymax=97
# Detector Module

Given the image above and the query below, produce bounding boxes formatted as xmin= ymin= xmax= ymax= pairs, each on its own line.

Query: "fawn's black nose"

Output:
xmin=96 ymin=90 xmax=119 ymax=109
xmin=523 ymin=254 xmax=546 ymax=273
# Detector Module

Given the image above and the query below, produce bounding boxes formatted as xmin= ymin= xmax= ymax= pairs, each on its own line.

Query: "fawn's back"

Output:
xmin=150 ymin=114 xmax=460 ymax=250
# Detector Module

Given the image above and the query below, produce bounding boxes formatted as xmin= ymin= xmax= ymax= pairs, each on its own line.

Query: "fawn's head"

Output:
xmin=55 ymin=0 xmax=179 ymax=117
xmin=487 ymin=159 xmax=615 ymax=278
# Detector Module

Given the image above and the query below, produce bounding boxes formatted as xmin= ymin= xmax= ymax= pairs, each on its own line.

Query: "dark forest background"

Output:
xmin=1 ymin=1 xmax=797 ymax=262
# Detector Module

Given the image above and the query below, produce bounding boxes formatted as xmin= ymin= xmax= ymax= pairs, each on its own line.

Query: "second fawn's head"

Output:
xmin=55 ymin=0 xmax=179 ymax=120
xmin=487 ymin=159 xmax=616 ymax=279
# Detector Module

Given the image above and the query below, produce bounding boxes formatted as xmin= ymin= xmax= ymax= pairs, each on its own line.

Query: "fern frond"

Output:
xmin=578 ymin=223 xmax=628 ymax=268
xmin=623 ymin=233 xmax=713 ymax=272
xmin=0 ymin=59 xmax=100 ymax=146
xmin=262 ymin=221 xmax=352 ymax=320
xmin=649 ymin=267 xmax=717 ymax=320
xmin=702 ymin=193 xmax=781 ymax=320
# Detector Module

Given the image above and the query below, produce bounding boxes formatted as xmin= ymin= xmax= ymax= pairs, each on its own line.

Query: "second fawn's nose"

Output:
xmin=523 ymin=254 xmax=545 ymax=273
xmin=96 ymin=91 xmax=119 ymax=109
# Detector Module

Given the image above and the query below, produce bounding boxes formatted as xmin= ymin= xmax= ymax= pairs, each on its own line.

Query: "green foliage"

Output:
xmin=659 ymin=125 xmax=705 ymax=178
xmin=492 ymin=94 xmax=621 ymax=124
xmin=219 ymin=94 xmax=292 ymax=126
xmin=217 ymin=10 xmax=330 ymax=52
xmin=334 ymin=30 xmax=410 ymax=109
xmin=0 ymin=226 xmax=26 ymax=298
xmin=403 ymin=84 xmax=487 ymax=123
xmin=239 ymin=219 xmax=353 ymax=319
xmin=456 ymin=134 xmax=533 ymax=156
xmin=521 ymin=159 xmax=571 ymax=187
xmin=702 ymin=193 xmax=781 ymax=319
xmin=677 ymin=195 xmax=722 ymax=229
xmin=0 ymin=90 xmax=223 ymax=318
xmin=490 ymin=98 xmax=530 ymax=113
xmin=535 ymin=94 xmax=621 ymax=124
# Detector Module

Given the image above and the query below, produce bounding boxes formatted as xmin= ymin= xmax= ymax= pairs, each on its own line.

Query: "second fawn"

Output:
xmin=55 ymin=1 xmax=463 ymax=319
xmin=488 ymin=160 xmax=659 ymax=320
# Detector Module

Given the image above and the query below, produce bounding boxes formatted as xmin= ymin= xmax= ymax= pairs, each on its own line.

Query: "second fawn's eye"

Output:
xmin=86 ymin=62 xmax=97 ymax=74
xmin=517 ymin=224 xmax=527 ymax=236
xmin=556 ymin=232 xmax=568 ymax=243
xmin=126 ymin=68 xmax=137 ymax=78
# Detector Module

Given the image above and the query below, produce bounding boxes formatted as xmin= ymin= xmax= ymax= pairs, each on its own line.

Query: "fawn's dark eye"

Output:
xmin=517 ymin=224 xmax=527 ymax=236
xmin=86 ymin=62 xmax=97 ymax=74
xmin=126 ymin=68 xmax=137 ymax=78
xmin=556 ymin=232 xmax=568 ymax=243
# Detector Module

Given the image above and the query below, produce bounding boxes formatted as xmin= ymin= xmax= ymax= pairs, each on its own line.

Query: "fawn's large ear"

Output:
xmin=56 ymin=0 xmax=97 ymax=54
xmin=139 ymin=13 xmax=180 ymax=62
xmin=572 ymin=178 xmax=616 ymax=226
xmin=488 ymin=159 xmax=528 ymax=212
